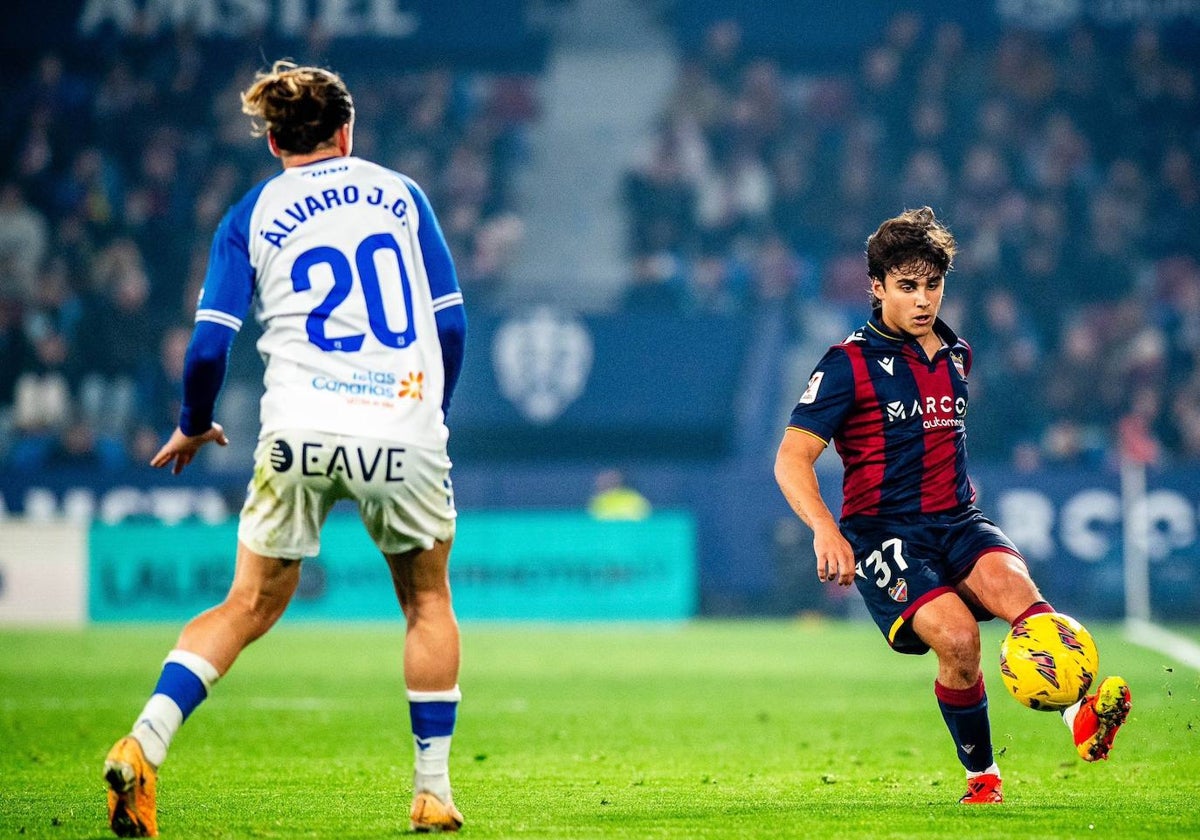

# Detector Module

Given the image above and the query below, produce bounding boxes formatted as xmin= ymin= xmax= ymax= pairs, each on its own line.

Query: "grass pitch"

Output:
xmin=2 ymin=620 xmax=1197 ymax=838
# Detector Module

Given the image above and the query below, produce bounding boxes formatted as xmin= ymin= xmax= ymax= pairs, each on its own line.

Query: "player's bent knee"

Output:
xmin=934 ymin=627 xmax=981 ymax=671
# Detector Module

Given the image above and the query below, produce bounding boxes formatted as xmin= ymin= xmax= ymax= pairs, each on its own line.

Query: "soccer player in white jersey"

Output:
xmin=102 ymin=61 xmax=468 ymax=836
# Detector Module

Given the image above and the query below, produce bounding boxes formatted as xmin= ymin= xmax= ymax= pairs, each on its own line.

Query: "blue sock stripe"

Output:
xmin=154 ymin=661 xmax=209 ymax=721
xmin=409 ymin=700 xmax=458 ymax=738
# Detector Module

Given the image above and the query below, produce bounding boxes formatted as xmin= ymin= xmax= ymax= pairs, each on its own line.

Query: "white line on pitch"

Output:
xmin=1125 ymin=618 xmax=1200 ymax=672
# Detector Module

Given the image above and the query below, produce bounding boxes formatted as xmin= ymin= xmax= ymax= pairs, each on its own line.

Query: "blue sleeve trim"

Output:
xmin=196 ymin=177 xmax=273 ymax=322
xmin=179 ymin=321 xmax=236 ymax=436
xmin=400 ymin=174 xmax=461 ymax=300
xmin=435 ymin=305 xmax=466 ymax=417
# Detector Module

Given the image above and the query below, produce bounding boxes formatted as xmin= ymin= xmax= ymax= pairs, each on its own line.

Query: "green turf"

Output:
xmin=2 ymin=620 xmax=1197 ymax=838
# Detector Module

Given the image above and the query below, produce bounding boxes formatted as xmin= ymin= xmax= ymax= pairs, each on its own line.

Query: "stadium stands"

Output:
xmin=624 ymin=11 xmax=1200 ymax=466
xmin=0 ymin=32 xmax=542 ymax=469
xmin=1 ymin=4 xmax=1199 ymax=473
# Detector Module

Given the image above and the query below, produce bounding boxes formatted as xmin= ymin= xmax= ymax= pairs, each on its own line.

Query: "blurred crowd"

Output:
xmin=621 ymin=14 xmax=1200 ymax=467
xmin=0 ymin=38 xmax=536 ymax=471
xmin=3 ymin=13 xmax=1199 ymax=475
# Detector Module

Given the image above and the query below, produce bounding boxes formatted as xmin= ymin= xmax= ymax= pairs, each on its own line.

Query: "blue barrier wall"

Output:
xmin=8 ymin=461 xmax=1199 ymax=622
xmin=88 ymin=511 xmax=696 ymax=622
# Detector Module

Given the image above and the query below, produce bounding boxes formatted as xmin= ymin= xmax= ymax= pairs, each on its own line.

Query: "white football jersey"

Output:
xmin=195 ymin=157 xmax=463 ymax=449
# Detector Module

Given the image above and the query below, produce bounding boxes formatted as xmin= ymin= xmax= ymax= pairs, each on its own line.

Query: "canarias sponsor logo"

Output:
xmin=398 ymin=371 xmax=424 ymax=400
xmin=311 ymin=370 xmax=397 ymax=397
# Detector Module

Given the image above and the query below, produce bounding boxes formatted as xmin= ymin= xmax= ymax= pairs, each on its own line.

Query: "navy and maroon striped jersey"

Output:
xmin=787 ymin=316 xmax=975 ymax=519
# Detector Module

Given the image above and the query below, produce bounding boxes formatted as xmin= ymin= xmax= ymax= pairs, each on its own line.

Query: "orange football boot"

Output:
xmin=410 ymin=791 xmax=464 ymax=833
xmin=1074 ymin=676 xmax=1132 ymax=761
xmin=959 ymin=772 xmax=1003 ymax=804
xmin=103 ymin=736 xmax=158 ymax=837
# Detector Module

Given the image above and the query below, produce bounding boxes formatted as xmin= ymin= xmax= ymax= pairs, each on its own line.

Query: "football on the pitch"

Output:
xmin=999 ymin=612 xmax=1098 ymax=711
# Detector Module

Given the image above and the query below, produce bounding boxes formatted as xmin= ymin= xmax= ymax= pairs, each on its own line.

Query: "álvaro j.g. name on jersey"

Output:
xmin=787 ymin=316 xmax=975 ymax=519
xmin=195 ymin=157 xmax=463 ymax=448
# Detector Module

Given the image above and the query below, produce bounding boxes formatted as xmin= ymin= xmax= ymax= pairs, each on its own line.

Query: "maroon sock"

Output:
xmin=1012 ymin=600 xmax=1054 ymax=626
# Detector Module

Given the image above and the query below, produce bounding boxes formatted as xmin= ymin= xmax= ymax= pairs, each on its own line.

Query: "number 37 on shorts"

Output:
xmin=852 ymin=535 xmax=928 ymax=651
xmin=857 ymin=538 xmax=910 ymax=602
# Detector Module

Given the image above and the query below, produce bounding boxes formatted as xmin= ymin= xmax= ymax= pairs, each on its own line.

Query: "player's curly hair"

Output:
xmin=240 ymin=60 xmax=354 ymax=155
xmin=865 ymin=207 xmax=956 ymax=310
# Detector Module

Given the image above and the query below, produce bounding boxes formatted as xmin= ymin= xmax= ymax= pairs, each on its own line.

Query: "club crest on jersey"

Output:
xmin=799 ymin=372 xmax=824 ymax=404
xmin=270 ymin=439 xmax=293 ymax=472
xmin=888 ymin=578 xmax=908 ymax=603
xmin=950 ymin=351 xmax=966 ymax=378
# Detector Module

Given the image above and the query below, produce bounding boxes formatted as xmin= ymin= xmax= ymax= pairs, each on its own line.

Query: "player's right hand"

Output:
xmin=813 ymin=524 xmax=856 ymax=586
xmin=150 ymin=423 xmax=229 ymax=475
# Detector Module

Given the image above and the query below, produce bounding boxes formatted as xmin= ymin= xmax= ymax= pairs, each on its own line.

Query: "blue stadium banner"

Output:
xmin=88 ymin=511 xmax=697 ymax=622
xmin=5 ymin=0 xmax=547 ymax=70
xmin=451 ymin=309 xmax=752 ymax=458
xmin=669 ymin=0 xmax=1200 ymax=70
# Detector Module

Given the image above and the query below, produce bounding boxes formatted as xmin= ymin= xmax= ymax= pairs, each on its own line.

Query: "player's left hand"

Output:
xmin=151 ymin=423 xmax=229 ymax=475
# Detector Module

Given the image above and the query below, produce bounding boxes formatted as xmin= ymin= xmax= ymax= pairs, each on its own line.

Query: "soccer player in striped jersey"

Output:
xmin=774 ymin=207 xmax=1131 ymax=804
xmin=103 ymin=61 xmax=467 ymax=835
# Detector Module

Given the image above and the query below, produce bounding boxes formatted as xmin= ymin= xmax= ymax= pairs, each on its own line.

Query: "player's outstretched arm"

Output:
xmin=151 ymin=424 xmax=229 ymax=475
xmin=162 ymin=319 xmax=237 ymax=475
xmin=774 ymin=429 xmax=857 ymax=586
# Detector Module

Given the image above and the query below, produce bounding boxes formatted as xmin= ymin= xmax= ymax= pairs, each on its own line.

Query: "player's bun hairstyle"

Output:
xmin=240 ymin=60 xmax=354 ymax=155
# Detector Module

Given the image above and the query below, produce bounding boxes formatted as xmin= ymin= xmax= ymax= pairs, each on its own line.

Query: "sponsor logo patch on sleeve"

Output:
xmin=799 ymin=371 xmax=824 ymax=404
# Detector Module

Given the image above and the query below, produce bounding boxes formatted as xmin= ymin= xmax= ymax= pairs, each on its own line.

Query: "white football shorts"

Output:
xmin=237 ymin=430 xmax=456 ymax=559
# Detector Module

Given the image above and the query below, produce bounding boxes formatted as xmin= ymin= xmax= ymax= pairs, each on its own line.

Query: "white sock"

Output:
xmin=413 ymin=737 xmax=454 ymax=801
xmin=408 ymin=686 xmax=460 ymax=801
xmin=131 ymin=650 xmax=220 ymax=768
xmin=966 ymin=762 xmax=1000 ymax=779
xmin=131 ymin=695 xmax=181 ymax=768
xmin=1061 ymin=698 xmax=1084 ymax=731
